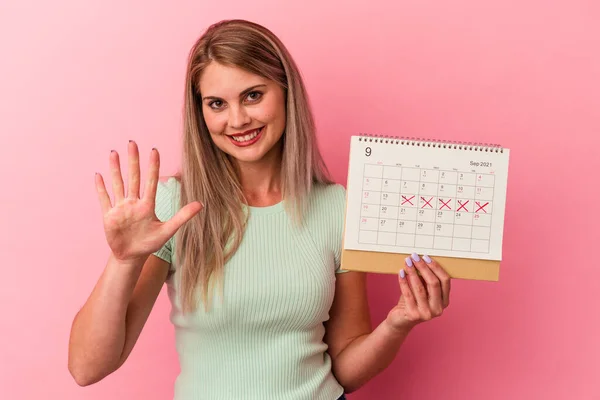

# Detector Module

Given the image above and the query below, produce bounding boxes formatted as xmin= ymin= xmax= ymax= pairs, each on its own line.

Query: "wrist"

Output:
xmin=382 ymin=317 xmax=415 ymax=338
xmin=109 ymin=252 xmax=148 ymax=271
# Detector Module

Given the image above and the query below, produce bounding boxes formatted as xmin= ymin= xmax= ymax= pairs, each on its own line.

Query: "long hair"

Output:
xmin=173 ymin=19 xmax=333 ymax=313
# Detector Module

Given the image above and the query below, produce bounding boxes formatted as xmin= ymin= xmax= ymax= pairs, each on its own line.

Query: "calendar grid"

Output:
xmin=358 ymin=163 xmax=496 ymax=254
xmin=438 ymin=170 xmax=456 ymax=251
xmin=467 ymin=177 xmax=476 ymax=252
xmin=375 ymin=171 xmax=383 ymax=246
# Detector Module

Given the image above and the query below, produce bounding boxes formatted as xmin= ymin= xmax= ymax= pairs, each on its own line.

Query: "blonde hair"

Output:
xmin=173 ymin=19 xmax=332 ymax=313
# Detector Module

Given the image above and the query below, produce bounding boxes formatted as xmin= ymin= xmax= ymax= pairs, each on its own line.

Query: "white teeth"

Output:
xmin=231 ymin=128 xmax=261 ymax=142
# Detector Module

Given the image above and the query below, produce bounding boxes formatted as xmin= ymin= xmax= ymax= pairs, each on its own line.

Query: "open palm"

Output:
xmin=95 ymin=141 xmax=202 ymax=263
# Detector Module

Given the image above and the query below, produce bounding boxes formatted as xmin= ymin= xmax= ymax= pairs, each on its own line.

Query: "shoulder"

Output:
xmin=154 ymin=176 xmax=181 ymax=221
xmin=305 ymin=182 xmax=347 ymax=269
xmin=305 ymin=182 xmax=347 ymax=229
xmin=308 ymin=182 xmax=346 ymax=211
xmin=157 ymin=175 xmax=181 ymax=191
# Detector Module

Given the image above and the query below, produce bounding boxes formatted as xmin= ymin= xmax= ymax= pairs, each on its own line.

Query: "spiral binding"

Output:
xmin=356 ymin=133 xmax=504 ymax=153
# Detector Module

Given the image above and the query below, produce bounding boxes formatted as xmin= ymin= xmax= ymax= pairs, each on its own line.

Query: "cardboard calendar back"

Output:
xmin=340 ymin=248 xmax=500 ymax=281
xmin=340 ymin=134 xmax=509 ymax=281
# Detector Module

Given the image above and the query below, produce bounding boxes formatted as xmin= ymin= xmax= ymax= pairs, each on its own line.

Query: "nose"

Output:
xmin=228 ymin=104 xmax=251 ymax=129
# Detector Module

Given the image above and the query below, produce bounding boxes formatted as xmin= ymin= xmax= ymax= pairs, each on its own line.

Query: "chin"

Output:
xmin=229 ymin=152 xmax=268 ymax=163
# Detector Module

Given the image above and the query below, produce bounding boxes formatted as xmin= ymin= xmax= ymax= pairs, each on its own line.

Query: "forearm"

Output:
xmin=68 ymin=253 xmax=146 ymax=385
xmin=332 ymin=320 xmax=413 ymax=393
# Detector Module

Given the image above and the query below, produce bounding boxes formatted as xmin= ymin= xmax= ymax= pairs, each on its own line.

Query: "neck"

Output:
xmin=233 ymin=144 xmax=283 ymax=207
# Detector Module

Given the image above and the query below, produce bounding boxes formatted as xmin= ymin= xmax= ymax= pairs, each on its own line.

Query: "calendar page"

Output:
xmin=343 ymin=135 xmax=510 ymax=261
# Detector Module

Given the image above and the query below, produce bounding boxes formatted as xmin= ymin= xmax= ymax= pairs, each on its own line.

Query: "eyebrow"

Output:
xmin=202 ymin=84 xmax=267 ymax=101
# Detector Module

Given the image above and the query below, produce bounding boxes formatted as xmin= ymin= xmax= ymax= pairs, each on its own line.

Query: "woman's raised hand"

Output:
xmin=95 ymin=141 xmax=203 ymax=263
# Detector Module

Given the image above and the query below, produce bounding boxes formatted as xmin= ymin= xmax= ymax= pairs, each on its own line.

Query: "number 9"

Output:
xmin=365 ymin=147 xmax=372 ymax=157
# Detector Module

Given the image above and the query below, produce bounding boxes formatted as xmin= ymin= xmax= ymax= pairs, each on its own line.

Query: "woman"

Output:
xmin=68 ymin=19 xmax=451 ymax=399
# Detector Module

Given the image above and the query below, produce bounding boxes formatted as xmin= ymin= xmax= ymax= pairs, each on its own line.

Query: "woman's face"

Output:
xmin=199 ymin=62 xmax=286 ymax=165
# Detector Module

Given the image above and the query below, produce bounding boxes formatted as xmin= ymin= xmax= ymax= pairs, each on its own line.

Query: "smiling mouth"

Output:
xmin=228 ymin=127 xmax=264 ymax=147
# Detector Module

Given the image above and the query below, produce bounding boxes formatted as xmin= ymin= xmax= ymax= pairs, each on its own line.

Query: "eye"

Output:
xmin=208 ymin=100 xmax=223 ymax=110
xmin=245 ymin=91 xmax=262 ymax=102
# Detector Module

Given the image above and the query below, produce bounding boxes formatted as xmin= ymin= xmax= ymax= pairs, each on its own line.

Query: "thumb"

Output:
xmin=160 ymin=201 xmax=203 ymax=238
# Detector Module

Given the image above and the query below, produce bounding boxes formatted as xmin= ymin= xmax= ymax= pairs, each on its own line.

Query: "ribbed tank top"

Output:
xmin=152 ymin=177 xmax=347 ymax=400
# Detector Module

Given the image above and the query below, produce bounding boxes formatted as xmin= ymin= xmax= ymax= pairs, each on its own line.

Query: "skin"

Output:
xmin=199 ymin=62 xmax=286 ymax=206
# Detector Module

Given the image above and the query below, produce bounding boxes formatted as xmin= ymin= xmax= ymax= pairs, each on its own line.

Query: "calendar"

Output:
xmin=343 ymin=134 xmax=510 ymax=261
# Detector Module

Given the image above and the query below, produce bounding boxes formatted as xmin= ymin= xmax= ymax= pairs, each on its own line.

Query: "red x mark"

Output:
xmin=475 ymin=201 xmax=489 ymax=213
xmin=439 ymin=198 xmax=451 ymax=210
xmin=421 ymin=197 xmax=433 ymax=208
xmin=457 ymin=200 xmax=469 ymax=212
xmin=401 ymin=195 xmax=415 ymax=206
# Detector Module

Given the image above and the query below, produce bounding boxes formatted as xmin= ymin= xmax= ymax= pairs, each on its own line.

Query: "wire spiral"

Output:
xmin=356 ymin=133 xmax=504 ymax=153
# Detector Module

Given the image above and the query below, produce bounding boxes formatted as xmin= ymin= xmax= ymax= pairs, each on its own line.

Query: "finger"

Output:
xmin=410 ymin=253 xmax=444 ymax=314
xmin=398 ymin=268 xmax=417 ymax=310
xmin=109 ymin=150 xmax=125 ymax=203
xmin=95 ymin=172 xmax=112 ymax=214
xmin=404 ymin=256 xmax=430 ymax=313
xmin=143 ymin=148 xmax=159 ymax=202
xmin=127 ymin=140 xmax=141 ymax=199
xmin=160 ymin=201 xmax=204 ymax=239
xmin=423 ymin=255 xmax=451 ymax=308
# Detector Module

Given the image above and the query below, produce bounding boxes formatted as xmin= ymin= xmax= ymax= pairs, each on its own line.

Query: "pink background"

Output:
xmin=1 ymin=0 xmax=598 ymax=399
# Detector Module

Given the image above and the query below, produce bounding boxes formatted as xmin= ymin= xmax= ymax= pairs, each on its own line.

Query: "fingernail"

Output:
xmin=405 ymin=257 xmax=413 ymax=268
xmin=152 ymin=147 xmax=156 ymax=151
xmin=423 ymin=254 xmax=432 ymax=263
xmin=129 ymin=139 xmax=134 ymax=143
xmin=111 ymin=150 xmax=115 ymax=153
xmin=411 ymin=252 xmax=420 ymax=262
xmin=399 ymin=269 xmax=406 ymax=279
